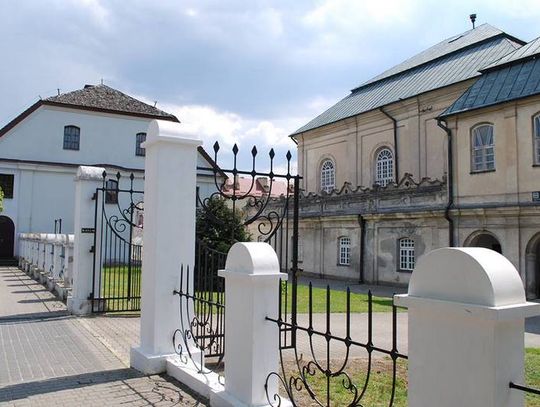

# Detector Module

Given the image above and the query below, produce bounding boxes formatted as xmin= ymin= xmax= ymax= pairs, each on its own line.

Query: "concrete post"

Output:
xmin=67 ymin=166 xmax=105 ymax=315
xmin=212 ymin=242 xmax=288 ymax=407
xmin=395 ymin=248 xmax=540 ymax=407
xmin=44 ymin=234 xmax=55 ymax=276
xmin=64 ymin=235 xmax=74 ymax=287
xmin=52 ymin=235 xmax=63 ymax=280
xmin=130 ymin=120 xmax=201 ymax=374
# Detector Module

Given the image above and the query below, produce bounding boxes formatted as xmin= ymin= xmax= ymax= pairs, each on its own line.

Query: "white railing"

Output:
xmin=18 ymin=232 xmax=74 ymax=300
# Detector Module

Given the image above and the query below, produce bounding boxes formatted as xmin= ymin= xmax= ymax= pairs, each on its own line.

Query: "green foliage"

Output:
xmin=196 ymin=196 xmax=250 ymax=253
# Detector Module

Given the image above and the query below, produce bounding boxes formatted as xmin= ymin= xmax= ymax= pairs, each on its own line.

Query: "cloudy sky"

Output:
xmin=2 ymin=0 xmax=540 ymax=172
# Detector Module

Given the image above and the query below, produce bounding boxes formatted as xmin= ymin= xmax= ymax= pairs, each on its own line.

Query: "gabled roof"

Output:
xmin=0 ymin=84 xmax=178 ymax=138
xmin=291 ymin=24 xmax=524 ymax=137
xmin=358 ymin=24 xmax=511 ymax=88
xmin=440 ymin=56 xmax=540 ymax=118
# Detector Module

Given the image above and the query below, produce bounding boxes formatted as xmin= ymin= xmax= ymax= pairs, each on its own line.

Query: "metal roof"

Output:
xmin=292 ymin=34 xmax=522 ymax=136
xmin=481 ymin=36 xmax=540 ymax=71
xmin=357 ymin=24 xmax=507 ymax=89
xmin=441 ymin=57 xmax=540 ymax=117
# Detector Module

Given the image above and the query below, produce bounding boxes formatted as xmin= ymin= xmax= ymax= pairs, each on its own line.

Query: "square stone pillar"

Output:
xmin=130 ymin=120 xmax=202 ymax=374
xmin=395 ymin=247 xmax=540 ymax=407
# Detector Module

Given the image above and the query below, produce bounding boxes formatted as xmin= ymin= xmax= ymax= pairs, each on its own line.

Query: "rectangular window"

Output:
xmin=339 ymin=237 xmax=351 ymax=265
xmin=136 ymin=132 xmax=146 ymax=157
xmin=472 ymin=125 xmax=495 ymax=172
xmin=105 ymin=179 xmax=118 ymax=204
xmin=0 ymin=174 xmax=14 ymax=199
xmin=399 ymin=238 xmax=415 ymax=271
xmin=63 ymin=126 xmax=80 ymax=150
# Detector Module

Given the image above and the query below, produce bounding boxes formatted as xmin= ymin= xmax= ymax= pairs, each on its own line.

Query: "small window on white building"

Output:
xmin=375 ymin=148 xmax=394 ymax=186
xmin=63 ymin=125 xmax=80 ymax=150
xmin=399 ymin=238 xmax=415 ymax=271
xmin=533 ymin=115 xmax=540 ymax=165
xmin=105 ymin=179 xmax=118 ymax=204
xmin=136 ymin=132 xmax=146 ymax=156
xmin=338 ymin=237 xmax=351 ymax=266
xmin=0 ymin=174 xmax=14 ymax=199
xmin=471 ymin=124 xmax=495 ymax=172
xmin=320 ymin=160 xmax=335 ymax=193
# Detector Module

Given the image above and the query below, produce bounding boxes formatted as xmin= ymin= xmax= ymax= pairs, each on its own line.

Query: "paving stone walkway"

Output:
xmin=0 ymin=267 xmax=207 ymax=406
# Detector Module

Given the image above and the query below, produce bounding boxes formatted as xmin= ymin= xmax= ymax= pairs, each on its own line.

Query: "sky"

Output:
xmin=2 ymin=0 xmax=540 ymax=173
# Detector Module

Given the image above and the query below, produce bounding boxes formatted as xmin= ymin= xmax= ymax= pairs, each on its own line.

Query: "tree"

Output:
xmin=196 ymin=196 xmax=250 ymax=253
xmin=0 ymin=186 xmax=3 ymax=213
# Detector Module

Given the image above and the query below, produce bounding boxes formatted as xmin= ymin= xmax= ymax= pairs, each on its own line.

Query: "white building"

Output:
xmin=0 ymin=84 xmax=222 ymax=260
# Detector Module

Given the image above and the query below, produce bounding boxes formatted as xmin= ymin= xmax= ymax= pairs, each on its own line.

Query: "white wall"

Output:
xmin=0 ymin=105 xmax=222 ymax=257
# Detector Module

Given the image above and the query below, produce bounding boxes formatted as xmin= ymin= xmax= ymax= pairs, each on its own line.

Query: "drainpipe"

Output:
xmin=437 ymin=118 xmax=455 ymax=247
xmin=380 ymin=108 xmax=399 ymax=183
xmin=358 ymin=214 xmax=365 ymax=284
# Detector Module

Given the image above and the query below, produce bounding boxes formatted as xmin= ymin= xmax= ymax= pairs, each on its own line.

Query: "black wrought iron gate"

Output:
xmin=90 ymin=172 xmax=144 ymax=313
xmin=172 ymin=142 xmax=301 ymax=367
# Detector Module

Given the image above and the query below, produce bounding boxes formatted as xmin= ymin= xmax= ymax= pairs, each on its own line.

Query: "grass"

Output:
xmin=97 ymin=265 xmax=141 ymax=311
xmin=283 ymin=283 xmax=399 ymax=313
xmin=278 ymin=349 xmax=540 ymax=406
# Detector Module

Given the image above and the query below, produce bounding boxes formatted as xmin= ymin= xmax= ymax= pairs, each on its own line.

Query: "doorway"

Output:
xmin=466 ymin=231 xmax=502 ymax=254
xmin=0 ymin=216 xmax=15 ymax=259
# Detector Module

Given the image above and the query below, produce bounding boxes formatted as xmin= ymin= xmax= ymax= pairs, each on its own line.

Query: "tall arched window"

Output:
xmin=471 ymin=124 xmax=495 ymax=172
xmin=63 ymin=125 xmax=80 ymax=150
xmin=534 ymin=115 xmax=540 ymax=165
xmin=399 ymin=238 xmax=415 ymax=271
xmin=338 ymin=237 xmax=351 ymax=265
xmin=320 ymin=159 xmax=335 ymax=193
xmin=375 ymin=148 xmax=394 ymax=186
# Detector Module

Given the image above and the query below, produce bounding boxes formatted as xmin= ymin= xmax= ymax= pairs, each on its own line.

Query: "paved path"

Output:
xmin=0 ymin=267 xmax=207 ymax=406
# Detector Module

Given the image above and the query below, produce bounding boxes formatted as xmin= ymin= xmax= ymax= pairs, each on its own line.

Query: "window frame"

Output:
xmin=0 ymin=174 xmax=14 ymax=199
xmin=136 ymin=132 xmax=147 ymax=157
xmin=398 ymin=237 xmax=415 ymax=272
xmin=63 ymin=125 xmax=80 ymax=151
xmin=105 ymin=179 xmax=119 ymax=204
xmin=375 ymin=147 xmax=394 ymax=186
xmin=320 ymin=159 xmax=335 ymax=193
xmin=338 ymin=236 xmax=351 ymax=266
xmin=470 ymin=123 xmax=495 ymax=173
xmin=533 ymin=114 xmax=540 ymax=166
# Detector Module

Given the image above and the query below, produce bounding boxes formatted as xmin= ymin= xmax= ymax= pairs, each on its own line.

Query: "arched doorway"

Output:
xmin=0 ymin=216 xmax=15 ymax=259
xmin=464 ymin=230 xmax=502 ymax=254
xmin=526 ymin=233 xmax=540 ymax=300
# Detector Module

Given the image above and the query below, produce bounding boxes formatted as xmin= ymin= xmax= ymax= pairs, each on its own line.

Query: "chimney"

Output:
xmin=470 ymin=13 xmax=477 ymax=29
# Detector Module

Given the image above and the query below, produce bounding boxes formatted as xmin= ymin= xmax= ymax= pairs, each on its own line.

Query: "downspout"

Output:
xmin=437 ymin=118 xmax=455 ymax=247
xmin=358 ymin=214 xmax=365 ymax=284
xmin=380 ymin=108 xmax=399 ymax=183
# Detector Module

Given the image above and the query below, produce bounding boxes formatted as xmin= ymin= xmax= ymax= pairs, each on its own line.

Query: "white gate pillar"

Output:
xmin=395 ymin=248 xmax=540 ymax=407
xmin=130 ymin=120 xmax=201 ymax=374
xmin=67 ymin=166 xmax=105 ymax=315
xmin=212 ymin=242 xmax=287 ymax=407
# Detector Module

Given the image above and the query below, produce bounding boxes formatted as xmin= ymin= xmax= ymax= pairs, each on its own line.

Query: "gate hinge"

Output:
xmin=92 ymin=192 xmax=97 ymax=200
xmin=87 ymin=293 xmax=93 ymax=300
xmin=89 ymin=246 xmax=95 ymax=253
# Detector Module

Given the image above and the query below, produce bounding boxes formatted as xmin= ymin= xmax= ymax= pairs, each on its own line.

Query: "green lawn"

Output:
xmin=283 ymin=283 xmax=399 ymax=313
xmin=282 ymin=349 xmax=540 ymax=406
xmin=98 ymin=265 xmax=141 ymax=311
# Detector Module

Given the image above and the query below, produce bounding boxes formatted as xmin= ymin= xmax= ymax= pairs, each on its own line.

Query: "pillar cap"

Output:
xmin=408 ymin=248 xmax=525 ymax=307
xmin=144 ymin=120 xmax=202 ymax=149
xmin=220 ymin=242 xmax=285 ymax=278
xmin=76 ymin=166 xmax=106 ymax=181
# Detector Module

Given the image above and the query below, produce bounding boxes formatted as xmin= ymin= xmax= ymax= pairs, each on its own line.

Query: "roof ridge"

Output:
xmin=352 ymin=24 xmax=518 ymax=92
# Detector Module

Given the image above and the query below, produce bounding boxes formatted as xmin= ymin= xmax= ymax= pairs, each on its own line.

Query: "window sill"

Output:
xmin=337 ymin=263 xmax=351 ymax=267
xmin=533 ymin=164 xmax=540 ymax=168
xmin=469 ymin=169 xmax=496 ymax=175
xmin=397 ymin=269 xmax=413 ymax=273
